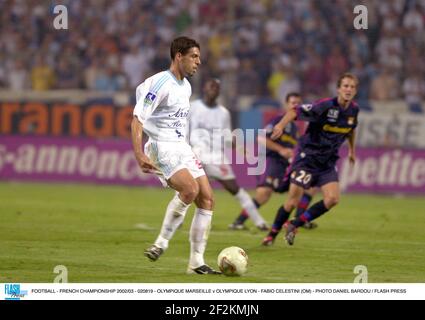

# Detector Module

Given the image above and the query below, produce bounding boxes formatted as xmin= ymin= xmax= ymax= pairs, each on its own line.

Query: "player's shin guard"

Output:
xmin=154 ymin=193 xmax=190 ymax=250
xmin=269 ymin=206 xmax=291 ymax=238
xmin=295 ymin=193 xmax=312 ymax=218
xmin=292 ymin=200 xmax=328 ymax=228
xmin=189 ymin=208 xmax=212 ymax=268
xmin=235 ymin=189 xmax=266 ymax=227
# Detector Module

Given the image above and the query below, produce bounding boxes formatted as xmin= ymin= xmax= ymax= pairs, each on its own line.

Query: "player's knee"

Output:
xmin=256 ymin=194 xmax=269 ymax=206
xmin=205 ymin=196 xmax=215 ymax=210
xmin=197 ymin=193 xmax=214 ymax=210
xmin=285 ymin=197 xmax=299 ymax=211
xmin=208 ymin=192 xmax=216 ymax=208
xmin=261 ymin=190 xmax=273 ymax=203
xmin=180 ymin=184 xmax=199 ymax=203
xmin=324 ymin=195 xmax=339 ymax=208
xmin=255 ymin=188 xmax=272 ymax=205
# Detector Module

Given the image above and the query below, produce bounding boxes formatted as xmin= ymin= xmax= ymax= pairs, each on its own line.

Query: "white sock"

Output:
xmin=235 ymin=188 xmax=266 ymax=226
xmin=189 ymin=208 xmax=212 ymax=268
xmin=154 ymin=193 xmax=190 ymax=250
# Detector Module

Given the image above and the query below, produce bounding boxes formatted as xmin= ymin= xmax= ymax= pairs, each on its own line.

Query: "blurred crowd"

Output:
xmin=0 ymin=0 xmax=424 ymax=111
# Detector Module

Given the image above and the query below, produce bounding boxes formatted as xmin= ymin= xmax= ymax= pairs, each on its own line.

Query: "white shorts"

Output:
xmin=145 ymin=140 xmax=205 ymax=186
xmin=203 ymin=163 xmax=235 ymax=181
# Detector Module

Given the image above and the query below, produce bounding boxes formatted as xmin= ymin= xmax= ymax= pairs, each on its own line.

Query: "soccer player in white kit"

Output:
xmin=189 ymin=78 xmax=269 ymax=230
xmin=131 ymin=37 xmax=221 ymax=274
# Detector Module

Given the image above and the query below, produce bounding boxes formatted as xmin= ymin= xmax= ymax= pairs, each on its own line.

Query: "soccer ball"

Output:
xmin=217 ymin=246 xmax=248 ymax=276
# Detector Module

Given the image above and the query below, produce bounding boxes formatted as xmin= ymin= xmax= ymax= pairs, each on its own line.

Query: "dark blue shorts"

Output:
xmin=289 ymin=156 xmax=338 ymax=189
xmin=256 ymin=157 xmax=290 ymax=193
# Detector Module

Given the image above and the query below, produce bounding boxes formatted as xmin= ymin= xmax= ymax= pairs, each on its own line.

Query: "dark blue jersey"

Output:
xmin=295 ymin=97 xmax=359 ymax=166
xmin=264 ymin=115 xmax=298 ymax=163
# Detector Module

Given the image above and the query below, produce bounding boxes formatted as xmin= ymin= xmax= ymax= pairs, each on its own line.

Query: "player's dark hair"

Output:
xmin=170 ymin=36 xmax=200 ymax=60
xmin=203 ymin=77 xmax=221 ymax=87
xmin=286 ymin=92 xmax=301 ymax=102
xmin=337 ymin=73 xmax=359 ymax=88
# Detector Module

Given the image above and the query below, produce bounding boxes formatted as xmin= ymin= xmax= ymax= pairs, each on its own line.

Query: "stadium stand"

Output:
xmin=0 ymin=0 xmax=424 ymax=113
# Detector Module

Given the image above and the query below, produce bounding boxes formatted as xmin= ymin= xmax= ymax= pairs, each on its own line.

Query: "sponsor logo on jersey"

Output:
xmin=167 ymin=120 xmax=184 ymax=128
xmin=169 ymin=108 xmax=189 ymax=118
xmin=280 ymin=134 xmax=297 ymax=146
xmin=323 ymin=124 xmax=352 ymax=134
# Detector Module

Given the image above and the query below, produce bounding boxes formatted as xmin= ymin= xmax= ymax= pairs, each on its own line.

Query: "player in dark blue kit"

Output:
xmin=229 ymin=93 xmax=316 ymax=232
xmin=270 ymin=73 xmax=359 ymax=245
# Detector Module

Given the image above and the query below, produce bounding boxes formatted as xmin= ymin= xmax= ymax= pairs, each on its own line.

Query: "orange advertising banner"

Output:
xmin=0 ymin=102 xmax=133 ymax=138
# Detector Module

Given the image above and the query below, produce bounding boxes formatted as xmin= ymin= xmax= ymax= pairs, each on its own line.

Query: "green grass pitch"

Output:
xmin=0 ymin=182 xmax=424 ymax=283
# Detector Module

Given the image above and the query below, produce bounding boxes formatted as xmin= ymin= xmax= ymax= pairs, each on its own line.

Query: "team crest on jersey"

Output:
xmin=348 ymin=117 xmax=355 ymax=125
xmin=144 ymin=92 xmax=157 ymax=106
xmin=327 ymin=109 xmax=339 ymax=122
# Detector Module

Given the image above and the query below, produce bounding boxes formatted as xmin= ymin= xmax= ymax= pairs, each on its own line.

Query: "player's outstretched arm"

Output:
xmin=348 ymin=129 xmax=356 ymax=166
xmin=270 ymin=108 xmax=297 ymax=140
xmin=131 ymin=117 xmax=159 ymax=173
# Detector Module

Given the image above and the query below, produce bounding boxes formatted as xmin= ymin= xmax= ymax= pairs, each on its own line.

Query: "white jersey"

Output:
xmin=189 ymin=99 xmax=232 ymax=164
xmin=133 ymin=70 xmax=192 ymax=142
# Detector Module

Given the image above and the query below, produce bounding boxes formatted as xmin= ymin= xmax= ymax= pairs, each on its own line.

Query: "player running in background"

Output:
xmin=270 ymin=73 xmax=359 ymax=245
xmin=189 ymin=78 xmax=269 ymax=231
xmin=229 ymin=93 xmax=317 ymax=235
xmin=131 ymin=37 xmax=221 ymax=274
